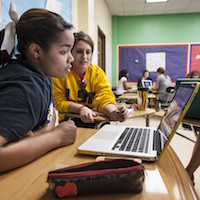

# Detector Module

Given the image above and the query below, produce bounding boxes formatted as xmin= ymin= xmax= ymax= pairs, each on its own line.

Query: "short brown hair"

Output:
xmin=157 ymin=67 xmax=165 ymax=74
xmin=72 ymin=31 xmax=94 ymax=53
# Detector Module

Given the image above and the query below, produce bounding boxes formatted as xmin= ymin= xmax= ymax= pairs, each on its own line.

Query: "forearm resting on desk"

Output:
xmin=0 ymin=121 xmax=77 ymax=173
xmin=68 ymin=102 xmax=97 ymax=123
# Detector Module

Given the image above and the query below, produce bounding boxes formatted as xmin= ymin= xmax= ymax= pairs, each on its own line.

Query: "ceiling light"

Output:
xmin=146 ymin=0 xmax=168 ymax=3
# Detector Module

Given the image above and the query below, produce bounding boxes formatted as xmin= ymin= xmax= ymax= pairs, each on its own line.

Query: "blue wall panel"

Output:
xmin=119 ymin=44 xmax=188 ymax=82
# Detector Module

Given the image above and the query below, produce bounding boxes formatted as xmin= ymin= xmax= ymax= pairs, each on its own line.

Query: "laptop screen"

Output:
xmin=157 ymin=83 xmax=197 ymax=155
xmin=175 ymin=78 xmax=200 ymax=120
xmin=142 ymin=80 xmax=152 ymax=88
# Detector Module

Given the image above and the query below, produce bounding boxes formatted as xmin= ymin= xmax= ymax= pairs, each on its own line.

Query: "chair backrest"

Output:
xmin=166 ymin=86 xmax=175 ymax=103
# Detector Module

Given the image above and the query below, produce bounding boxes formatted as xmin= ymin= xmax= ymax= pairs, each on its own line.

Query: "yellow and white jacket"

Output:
xmin=52 ymin=64 xmax=116 ymax=122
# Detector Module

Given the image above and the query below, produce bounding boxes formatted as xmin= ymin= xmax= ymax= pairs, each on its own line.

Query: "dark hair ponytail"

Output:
xmin=119 ymin=69 xmax=128 ymax=80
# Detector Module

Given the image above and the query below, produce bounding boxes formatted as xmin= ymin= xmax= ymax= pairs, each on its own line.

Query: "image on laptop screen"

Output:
xmin=157 ymin=83 xmax=197 ymax=156
xmin=142 ymin=80 xmax=152 ymax=88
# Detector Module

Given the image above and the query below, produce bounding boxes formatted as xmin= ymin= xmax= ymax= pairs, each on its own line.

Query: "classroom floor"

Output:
xmin=111 ymin=115 xmax=200 ymax=198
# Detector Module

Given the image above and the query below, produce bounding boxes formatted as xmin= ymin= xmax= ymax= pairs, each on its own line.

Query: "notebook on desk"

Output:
xmin=78 ymin=82 xmax=199 ymax=161
xmin=175 ymin=78 xmax=200 ymax=120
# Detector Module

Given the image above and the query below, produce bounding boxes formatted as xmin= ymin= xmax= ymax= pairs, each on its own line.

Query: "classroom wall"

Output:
xmin=112 ymin=13 xmax=200 ymax=86
xmin=0 ymin=0 xmax=113 ymax=83
xmin=72 ymin=0 xmax=112 ymax=83
xmin=1 ymin=0 xmax=71 ymax=27
xmin=94 ymin=0 xmax=112 ymax=82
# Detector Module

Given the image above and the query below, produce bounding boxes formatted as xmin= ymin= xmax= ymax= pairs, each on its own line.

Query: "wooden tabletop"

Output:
xmin=153 ymin=110 xmax=166 ymax=118
xmin=128 ymin=108 xmax=155 ymax=118
xmin=61 ymin=108 xmax=155 ymax=122
xmin=0 ymin=128 xmax=198 ymax=200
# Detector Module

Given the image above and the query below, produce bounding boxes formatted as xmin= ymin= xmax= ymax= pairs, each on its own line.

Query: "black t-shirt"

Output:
xmin=0 ymin=60 xmax=53 ymax=142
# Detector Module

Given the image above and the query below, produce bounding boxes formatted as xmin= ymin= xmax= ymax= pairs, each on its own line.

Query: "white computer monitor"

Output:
xmin=141 ymin=79 xmax=152 ymax=88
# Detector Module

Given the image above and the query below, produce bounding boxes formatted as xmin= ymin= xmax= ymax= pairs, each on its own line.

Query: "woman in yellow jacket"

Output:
xmin=52 ymin=31 xmax=128 ymax=127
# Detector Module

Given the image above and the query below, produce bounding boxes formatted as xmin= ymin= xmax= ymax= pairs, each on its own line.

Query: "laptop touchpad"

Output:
xmin=93 ymin=131 xmax=119 ymax=140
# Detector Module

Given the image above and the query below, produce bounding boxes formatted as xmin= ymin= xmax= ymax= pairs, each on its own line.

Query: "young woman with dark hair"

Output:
xmin=115 ymin=69 xmax=132 ymax=96
xmin=0 ymin=8 xmax=77 ymax=172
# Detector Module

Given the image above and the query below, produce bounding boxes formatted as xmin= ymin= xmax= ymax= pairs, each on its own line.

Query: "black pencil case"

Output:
xmin=47 ymin=159 xmax=144 ymax=198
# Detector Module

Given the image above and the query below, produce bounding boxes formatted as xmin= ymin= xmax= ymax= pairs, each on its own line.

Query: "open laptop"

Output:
xmin=175 ymin=78 xmax=200 ymax=120
xmin=141 ymin=79 xmax=152 ymax=89
xmin=78 ymin=82 xmax=199 ymax=161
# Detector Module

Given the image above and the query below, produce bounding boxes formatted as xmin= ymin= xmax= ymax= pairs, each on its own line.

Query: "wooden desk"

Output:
xmin=125 ymin=88 xmax=137 ymax=93
xmin=62 ymin=108 xmax=155 ymax=127
xmin=128 ymin=108 xmax=155 ymax=126
xmin=153 ymin=110 xmax=166 ymax=118
xmin=0 ymin=128 xmax=198 ymax=200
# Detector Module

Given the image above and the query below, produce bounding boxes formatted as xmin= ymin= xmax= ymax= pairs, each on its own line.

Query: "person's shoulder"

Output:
xmin=88 ymin=63 xmax=105 ymax=74
xmin=0 ymin=59 xmax=21 ymax=70
xmin=156 ymin=75 xmax=162 ymax=82
xmin=4 ymin=59 xmax=43 ymax=76
xmin=167 ymin=74 xmax=171 ymax=79
xmin=88 ymin=63 xmax=102 ymax=70
xmin=158 ymin=74 xmax=164 ymax=79
xmin=0 ymin=60 xmax=28 ymax=80
xmin=148 ymin=77 xmax=153 ymax=81
xmin=1 ymin=59 xmax=50 ymax=89
xmin=121 ymin=76 xmax=127 ymax=81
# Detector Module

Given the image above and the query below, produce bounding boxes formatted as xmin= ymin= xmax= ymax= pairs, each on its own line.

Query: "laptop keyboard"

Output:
xmin=112 ymin=128 xmax=150 ymax=153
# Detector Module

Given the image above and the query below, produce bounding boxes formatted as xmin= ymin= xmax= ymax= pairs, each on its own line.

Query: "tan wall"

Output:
xmin=72 ymin=0 xmax=112 ymax=84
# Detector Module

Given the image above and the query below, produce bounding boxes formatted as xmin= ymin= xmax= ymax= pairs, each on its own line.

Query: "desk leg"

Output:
xmin=192 ymin=126 xmax=199 ymax=138
xmin=146 ymin=115 xmax=149 ymax=127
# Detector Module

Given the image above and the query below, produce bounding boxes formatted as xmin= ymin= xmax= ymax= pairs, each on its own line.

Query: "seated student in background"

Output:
xmin=137 ymin=69 xmax=153 ymax=88
xmin=187 ymin=70 xmax=200 ymax=78
xmin=137 ymin=69 xmax=153 ymax=107
xmin=115 ymin=69 xmax=132 ymax=97
xmin=149 ymin=67 xmax=172 ymax=111
xmin=0 ymin=8 xmax=77 ymax=173
xmin=52 ymin=31 xmax=129 ymax=127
